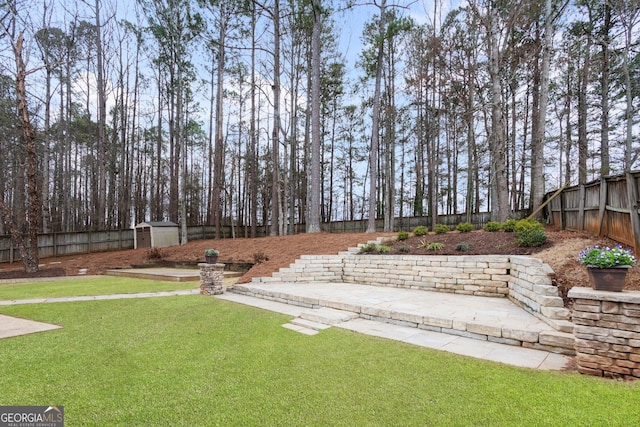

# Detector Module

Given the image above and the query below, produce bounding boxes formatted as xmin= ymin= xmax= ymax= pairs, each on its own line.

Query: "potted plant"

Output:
xmin=579 ymin=245 xmax=636 ymax=291
xmin=204 ymin=248 xmax=219 ymax=264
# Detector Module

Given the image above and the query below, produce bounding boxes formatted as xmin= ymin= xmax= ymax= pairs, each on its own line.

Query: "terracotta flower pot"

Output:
xmin=586 ymin=266 xmax=630 ymax=292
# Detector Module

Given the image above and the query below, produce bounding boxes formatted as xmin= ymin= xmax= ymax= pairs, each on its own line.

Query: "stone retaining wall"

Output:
xmin=568 ymin=287 xmax=640 ymax=380
xmin=254 ymin=248 xmax=570 ymax=331
xmin=509 ymin=256 xmax=572 ymax=332
xmin=341 ymin=255 xmax=511 ymax=296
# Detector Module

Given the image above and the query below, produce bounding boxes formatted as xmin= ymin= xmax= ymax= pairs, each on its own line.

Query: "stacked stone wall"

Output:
xmin=252 ymin=251 xmax=569 ymax=332
xmin=341 ymin=255 xmax=511 ymax=297
xmin=508 ymin=256 xmax=572 ymax=332
xmin=568 ymin=287 xmax=640 ymax=380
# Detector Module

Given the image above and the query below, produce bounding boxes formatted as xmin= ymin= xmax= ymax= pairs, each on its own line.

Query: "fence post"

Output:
xmin=559 ymin=190 xmax=565 ymax=229
xmin=597 ymin=178 xmax=608 ymax=237
xmin=625 ymin=172 xmax=640 ymax=254
xmin=578 ymin=184 xmax=586 ymax=231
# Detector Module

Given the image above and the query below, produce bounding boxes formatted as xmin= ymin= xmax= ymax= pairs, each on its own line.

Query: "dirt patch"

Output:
xmin=1 ymin=229 xmax=638 ymax=299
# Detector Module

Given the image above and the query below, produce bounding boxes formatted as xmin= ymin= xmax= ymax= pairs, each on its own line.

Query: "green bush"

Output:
xmin=413 ymin=225 xmax=429 ymax=236
xmin=502 ymin=219 xmax=517 ymax=232
xmin=359 ymin=243 xmax=377 ymax=253
xmin=456 ymin=242 xmax=473 ymax=252
xmin=397 ymin=230 xmax=410 ymax=241
xmin=433 ymin=224 xmax=450 ymax=234
xmin=455 ymin=222 xmax=474 ymax=233
xmin=483 ymin=221 xmax=502 ymax=232
xmin=396 ymin=245 xmax=410 ymax=253
xmin=514 ymin=218 xmax=544 ymax=234
xmin=377 ymin=245 xmax=392 ymax=253
xmin=427 ymin=242 xmax=444 ymax=251
xmin=516 ymin=228 xmax=548 ymax=247
xmin=514 ymin=219 xmax=547 ymax=247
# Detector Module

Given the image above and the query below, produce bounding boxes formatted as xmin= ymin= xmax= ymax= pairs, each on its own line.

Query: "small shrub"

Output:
xmin=483 ymin=221 xmax=502 ymax=232
xmin=397 ymin=230 xmax=410 ymax=241
xmin=514 ymin=218 xmax=544 ymax=234
xmin=455 ymin=222 xmax=474 ymax=233
xmin=377 ymin=245 xmax=392 ymax=253
xmin=433 ymin=224 xmax=450 ymax=234
xmin=252 ymin=251 xmax=269 ymax=264
xmin=514 ymin=218 xmax=547 ymax=247
xmin=396 ymin=245 xmax=410 ymax=253
xmin=359 ymin=243 xmax=378 ymax=253
xmin=427 ymin=242 xmax=444 ymax=251
xmin=502 ymin=219 xmax=517 ymax=232
xmin=516 ymin=228 xmax=547 ymax=247
xmin=418 ymin=239 xmax=430 ymax=249
xmin=413 ymin=225 xmax=429 ymax=236
xmin=456 ymin=242 xmax=473 ymax=252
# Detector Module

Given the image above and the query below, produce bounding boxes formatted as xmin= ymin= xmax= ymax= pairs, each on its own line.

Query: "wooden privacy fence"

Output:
xmin=0 ymin=229 xmax=135 ymax=263
xmin=544 ymin=171 xmax=640 ymax=254
xmin=0 ymin=211 xmax=523 ymax=264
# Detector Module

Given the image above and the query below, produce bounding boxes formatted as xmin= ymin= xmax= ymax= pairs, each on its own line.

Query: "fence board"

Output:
xmin=1 ymin=210 xmax=522 ymax=264
xmin=545 ymin=171 xmax=640 ymax=254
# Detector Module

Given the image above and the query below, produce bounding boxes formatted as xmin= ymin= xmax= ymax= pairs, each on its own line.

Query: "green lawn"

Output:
xmin=0 ymin=276 xmax=198 ymax=300
xmin=0 ymin=290 xmax=638 ymax=425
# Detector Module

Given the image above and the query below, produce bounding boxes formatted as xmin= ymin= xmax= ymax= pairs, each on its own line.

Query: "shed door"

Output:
xmin=137 ymin=227 xmax=151 ymax=248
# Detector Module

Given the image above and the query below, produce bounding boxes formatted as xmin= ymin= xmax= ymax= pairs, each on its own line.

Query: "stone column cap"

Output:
xmin=568 ymin=286 xmax=640 ymax=303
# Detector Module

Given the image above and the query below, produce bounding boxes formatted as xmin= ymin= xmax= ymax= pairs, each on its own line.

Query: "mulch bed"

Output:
xmin=384 ymin=230 xmax=550 ymax=256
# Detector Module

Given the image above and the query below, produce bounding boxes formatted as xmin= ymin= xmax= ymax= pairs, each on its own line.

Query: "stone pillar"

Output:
xmin=199 ymin=263 xmax=225 ymax=295
xmin=568 ymin=287 xmax=640 ymax=380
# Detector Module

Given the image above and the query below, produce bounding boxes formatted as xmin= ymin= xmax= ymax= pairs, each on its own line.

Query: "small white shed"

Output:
xmin=134 ymin=221 xmax=179 ymax=249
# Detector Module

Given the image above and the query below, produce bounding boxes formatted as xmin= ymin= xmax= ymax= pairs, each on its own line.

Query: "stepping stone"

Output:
xmin=291 ymin=317 xmax=332 ymax=331
xmin=282 ymin=323 xmax=318 ymax=335
xmin=299 ymin=307 xmax=358 ymax=325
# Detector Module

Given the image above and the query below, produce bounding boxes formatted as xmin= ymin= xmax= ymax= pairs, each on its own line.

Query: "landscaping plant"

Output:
xmin=514 ymin=219 xmax=547 ymax=247
xmin=502 ymin=219 xmax=517 ymax=232
xmin=413 ymin=225 xmax=429 ymax=236
xmin=579 ymin=245 xmax=636 ymax=268
xmin=483 ymin=221 xmax=502 ymax=232
xmin=433 ymin=224 xmax=450 ymax=234
xmin=456 ymin=243 xmax=473 ymax=252
xmin=455 ymin=222 xmax=474 ymax=233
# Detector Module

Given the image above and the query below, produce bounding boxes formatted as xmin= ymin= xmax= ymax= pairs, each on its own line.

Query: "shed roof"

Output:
xmin=136 ymin=221 xmax=178 ymax=228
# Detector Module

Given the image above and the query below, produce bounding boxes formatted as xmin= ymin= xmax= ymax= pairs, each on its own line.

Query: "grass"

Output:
xmin=0 ymin=292 xmax=638 ymax=426
xmin=0 ymin=276 xmax=198 ymax=300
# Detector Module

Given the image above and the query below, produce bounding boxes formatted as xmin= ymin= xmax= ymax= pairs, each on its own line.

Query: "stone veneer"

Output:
xmin=568 ymin=287 xmax=640 ymax=380
xmin=253 ymin=240 xmax=571 ymax=332
xmin=199 ymin=262 xmax=225 ymax=295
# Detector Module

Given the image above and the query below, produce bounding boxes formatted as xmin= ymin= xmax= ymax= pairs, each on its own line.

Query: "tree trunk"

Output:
xmin=307 ymin=0 xmax=322 ymax=233
xmin=487 ymin=13 xmax=510 ymax=222
xmin=95 ymin=0 xmax=107 ymax=229
xmin=212 ymin=23 xmax=226 ymax=239
xmin=270 ymin=0 xmax=282 ymax=236
xmin=366 ymin=0 xmax=386 ymax=233
xmin=13 ymin=33 xmax=40 ymax=273
xmin=530 ymin=0 xmax=553 ymax=215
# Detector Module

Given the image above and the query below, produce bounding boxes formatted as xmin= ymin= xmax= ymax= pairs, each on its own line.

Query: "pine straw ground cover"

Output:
xmin=0 ymin=286 xmax=638 ymax=426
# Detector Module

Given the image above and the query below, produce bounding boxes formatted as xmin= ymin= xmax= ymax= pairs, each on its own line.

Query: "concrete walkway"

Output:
xmin=0 ymin=314 xmax=61 ymax=339
xmin=0 ymin=290 xmax=199 ymax=340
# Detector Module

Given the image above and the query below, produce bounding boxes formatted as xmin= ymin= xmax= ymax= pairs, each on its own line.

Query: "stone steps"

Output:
xmin=282 ymin=307 xmax=358 ymax=335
